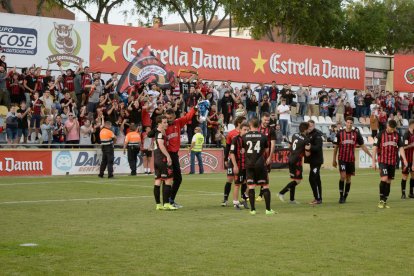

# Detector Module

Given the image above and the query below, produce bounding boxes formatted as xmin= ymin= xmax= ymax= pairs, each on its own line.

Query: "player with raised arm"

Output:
xmin=278 ymin=122 xmax=311 ymax=204
xmin=243 ymin=117 xmax=275 ymax=215
xmin=372 ymin=119 xmax=407 ymax=209
xmin=333 ymin=116 xmax=372 ymax=203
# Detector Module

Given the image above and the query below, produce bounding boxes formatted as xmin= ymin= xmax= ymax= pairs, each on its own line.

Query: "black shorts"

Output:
xmin=338 ymin=160 xmax=355 ymax=176
xmin=379 ymin=163 xmax=396 ymax=180
xmin=289 ymin=162 xmax=303 ymax=180
xmin=246 ymin=167 xmax=269 ymax=185
xmin=235 ymin=169 xmax=246 ymax=185
xmin=226 ymin=160 xmax=234 ymax=176
xmin=154 ymin=160 xmax=173 ymax=180
xmin=141 ymin=150 xmax=152 ymax=158
xmin=402 ymin=162 xmax=413 ymax=175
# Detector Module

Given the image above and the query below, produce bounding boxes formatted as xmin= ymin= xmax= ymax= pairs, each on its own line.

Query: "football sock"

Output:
xmin=290 ymin=185 xmax=296 ymax=201
xmin=401 ymin=179 xmax=407 ymax=194
xmin=385 ymin=183 xmax=391 ymax=201
xmin=241 ymin=183 xmax=247 ymax=199
xmin=249 ymin=189 xmax=256 ymax=211
xmin=262 ymin=188 xmax=271 ymax=211
xmin=154 ymin=185 xmax=161 ymax=204
xmin=379 ymin=181 xmax=386 ymax=201
xmin=280 ymin=181 xmax=297 ymax=195
xmin=163 ymin=185 xmax=172 ymax=205
xmin=344 ymin=182 xmax=351 ymax=198
xmin=410 ymin=179 xmax=414 ymax=195
xmin=224 ymin=182 xmax=231 ymax=201
xmin=339 ymin=180 xmax=345 ymax=197
xmin=259 ymin=186 xmax=264 ymax=197
xmin=170 ymin=181 xmax=181 ymax=202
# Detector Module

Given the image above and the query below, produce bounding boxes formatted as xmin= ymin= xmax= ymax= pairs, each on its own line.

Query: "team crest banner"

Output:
xmin=394 ymin=54 xmax=414 ymax=92
xmin=90 ymin=22 xmax=365 ymax=89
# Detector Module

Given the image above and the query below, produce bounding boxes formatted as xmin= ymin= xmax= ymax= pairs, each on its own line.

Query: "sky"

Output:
xmin=70 ymin=1 xmax=226 ymax=27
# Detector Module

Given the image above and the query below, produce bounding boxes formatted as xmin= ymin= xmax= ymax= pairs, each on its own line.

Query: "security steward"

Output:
xmin=304 ymin=120 xmax=324 ymax=204
xmin=99 ymin=121 xmax=117 ymax=178
xmin=123 ymin=124 xmax=141 ymax=176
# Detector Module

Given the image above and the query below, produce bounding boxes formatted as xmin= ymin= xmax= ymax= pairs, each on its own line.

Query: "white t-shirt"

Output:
xmin=79 ymin=125 xmax=92 ymax=145
xmin=277 ymin=104 xmax=290 ymax=120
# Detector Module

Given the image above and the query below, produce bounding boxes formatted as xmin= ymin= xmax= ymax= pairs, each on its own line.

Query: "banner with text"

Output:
xmin=0 ymin=150 xmax=51 ymax=176
xmin=178 ymin=149 xmax=224 ymax=173
xmin=271 ymin=148 xmax=290 ymax=169
xmin=52 ymin=150 xmax=144 ymax=175
xmin=89 ymin=23 xmax=365 ymax=89
xmin=394 ymin=54 xmax=414 ymax=92
xmin=0 ymin=13 xmax=90 ymax=69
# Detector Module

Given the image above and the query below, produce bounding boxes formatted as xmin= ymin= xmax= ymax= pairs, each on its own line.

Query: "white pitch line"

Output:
xmin=0 ymin=172 xmax=379 ymax=187
xmin=0 ymin=193 xmax=219 ymax=205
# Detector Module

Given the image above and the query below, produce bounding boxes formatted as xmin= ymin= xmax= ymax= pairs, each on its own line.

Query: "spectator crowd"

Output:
xmin=0 ymin=54 xmax=412 ymax=147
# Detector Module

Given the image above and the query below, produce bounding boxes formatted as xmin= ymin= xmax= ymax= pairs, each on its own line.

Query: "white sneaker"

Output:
xmin=278 ymin=193 xmax=285 ymax=202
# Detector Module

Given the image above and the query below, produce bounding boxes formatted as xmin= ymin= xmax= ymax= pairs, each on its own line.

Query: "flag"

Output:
xmin=117 ymin=45 xmax=175 ymax=93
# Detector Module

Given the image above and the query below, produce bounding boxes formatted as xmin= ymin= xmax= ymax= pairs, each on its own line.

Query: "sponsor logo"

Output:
xmin=179 ymin=152 xmax=218 ymax=170
xmin=0 ymin=25 xmax=37 ymax=55
xmin=122 ymin=40 xmax=240 ymax=71
xmin=55 ymin=151 xmax=73 ymax=171
xmin=404 ymin=67 xmax=414 ymax=85
xmin=47 ymin=23 xmax=83 ymax=67
xmin=0 ymin=158 xmax=43 ymax=172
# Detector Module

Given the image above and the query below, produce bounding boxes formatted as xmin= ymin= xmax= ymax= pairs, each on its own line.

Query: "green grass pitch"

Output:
xmin=1 ymin=169 xmax=414 ymax=275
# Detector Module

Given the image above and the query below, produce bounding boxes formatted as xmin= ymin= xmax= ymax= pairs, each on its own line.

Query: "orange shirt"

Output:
xmin=124 ymin=131 xmax=141 ymax=146
xmin=100 ymin=128 xmax=115 ymax=145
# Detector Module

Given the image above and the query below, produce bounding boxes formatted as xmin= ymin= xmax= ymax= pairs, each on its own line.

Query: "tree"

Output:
xmin=0 ymin=0 xmax=14 ymax=13
xmin=54 ymin=0 xmax=144 ymax=23
xmin=231 ymin=0 xmax=344 ymax=46
xmin=342 ymin=0 xmax=414 ymax=54
xmin=133 ymin=0 xmax=232 ymax=35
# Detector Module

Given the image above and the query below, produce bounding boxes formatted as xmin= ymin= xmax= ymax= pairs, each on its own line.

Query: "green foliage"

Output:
xmin=232 ymin=0 xmax=344 ymax=46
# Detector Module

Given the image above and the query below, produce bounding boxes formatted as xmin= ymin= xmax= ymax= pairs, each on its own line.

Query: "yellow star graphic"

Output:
xmin=251 ymin=50 xmax=268 ymax=74
xmin=98 ymin=36 xmax=120 ymax=62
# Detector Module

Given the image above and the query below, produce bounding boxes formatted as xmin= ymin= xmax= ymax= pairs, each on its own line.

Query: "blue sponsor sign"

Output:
xmin=0 ymin=25 xmax=37 ymax=55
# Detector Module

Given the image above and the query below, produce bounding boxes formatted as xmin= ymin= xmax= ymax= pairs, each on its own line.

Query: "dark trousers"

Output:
xmin=127 ymin=146 xmax=140 ymax=174
xmin=99 ymin=145 xmax=114 ymax=176
xmin=169 ymin=151 xmax=182 ymax=201
xmin=309 ymin=164 xmax=322 ymax=201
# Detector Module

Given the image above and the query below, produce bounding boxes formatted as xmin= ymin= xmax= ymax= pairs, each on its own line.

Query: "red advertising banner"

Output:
xmin=89 ymin=23 xmax=365 ymax=89
xmin=394 ymin=54 xmax=414 ymax=92
xmin=178 ymin=149 xmax=224 ymax=173
xmin=271 ymin=148 xmax=290 ymax=169
xmin=0 ymin=150 xmax=52 ymax=176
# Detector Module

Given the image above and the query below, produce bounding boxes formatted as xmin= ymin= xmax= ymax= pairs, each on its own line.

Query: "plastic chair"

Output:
xmin=403 ymin=119 xmax=409 ymax=127
xmin=325 ymin=116 xmax=333 ymax=124
xmin=363 ymin=126 xmax=370 ymax=135
xmin=311 ymin=116 xmax=319 ymax=123
xmin=365 ymin=117 xmax=370 ymax=125
xmin=304 ymin=115 xmax=311 ymax=122
xmin=225 ymin=124 xmax=235 ymax=132
xmin=353 ymin=117 xmax=359 ymax=125
xmin=318 ymin=116 xmax=326 ymax=124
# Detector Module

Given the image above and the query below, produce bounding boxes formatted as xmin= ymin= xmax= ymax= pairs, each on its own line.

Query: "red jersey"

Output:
xmin=375 ymin=130 xmax=403 ymax=165
xmin=36 ymin=75 xmax=44 ymax=92
xmin=141 ymin=108 xmax=151 ymax=127
xmin=166 ymin=107 xmax=196 ymax=152
xmin=403 ymin=129 xmax=414 ymax=164
xmin=82 ymin=73 xmax=92 ymax=89
xmin=64 ymin=75 xmax=75 ymax=91
xmin=229 ymin=135 xmax=245 ymax=170
xmin=32 ymin=99 xmax=43 ymax=115
xmin=335 ymin=128 xmax=364 ymax=162
xmin=226 ymin=129 xmax=240 ymax=145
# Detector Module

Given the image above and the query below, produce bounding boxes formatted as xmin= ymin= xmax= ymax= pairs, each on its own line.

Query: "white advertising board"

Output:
xmin=0 ymin=13 xmax=90 ymax=69
xmin=52 ymin=150 xmax=144 ymax=175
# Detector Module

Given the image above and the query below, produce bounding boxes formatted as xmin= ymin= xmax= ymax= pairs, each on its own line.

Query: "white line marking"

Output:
xmin=0 ymin=193 xmax=219 ymax=205
xmin=0 ymin=172 xmax=379 ymax=186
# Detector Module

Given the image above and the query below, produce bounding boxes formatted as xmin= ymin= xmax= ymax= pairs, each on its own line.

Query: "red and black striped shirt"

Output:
xmin=258 ymin=125 xmax=276 ymax=156
xmin=230 ymin=135 xmax=245 ymax=170
xmin=63 ymin=75 xmax=75 ymax=91
xmin=403 ymin=129 xmax=414 ymax=163
xmin=375 ymin=130 xmax=403 ymax=165
xmin=335 ymin=128 xmax=364 ymax=162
